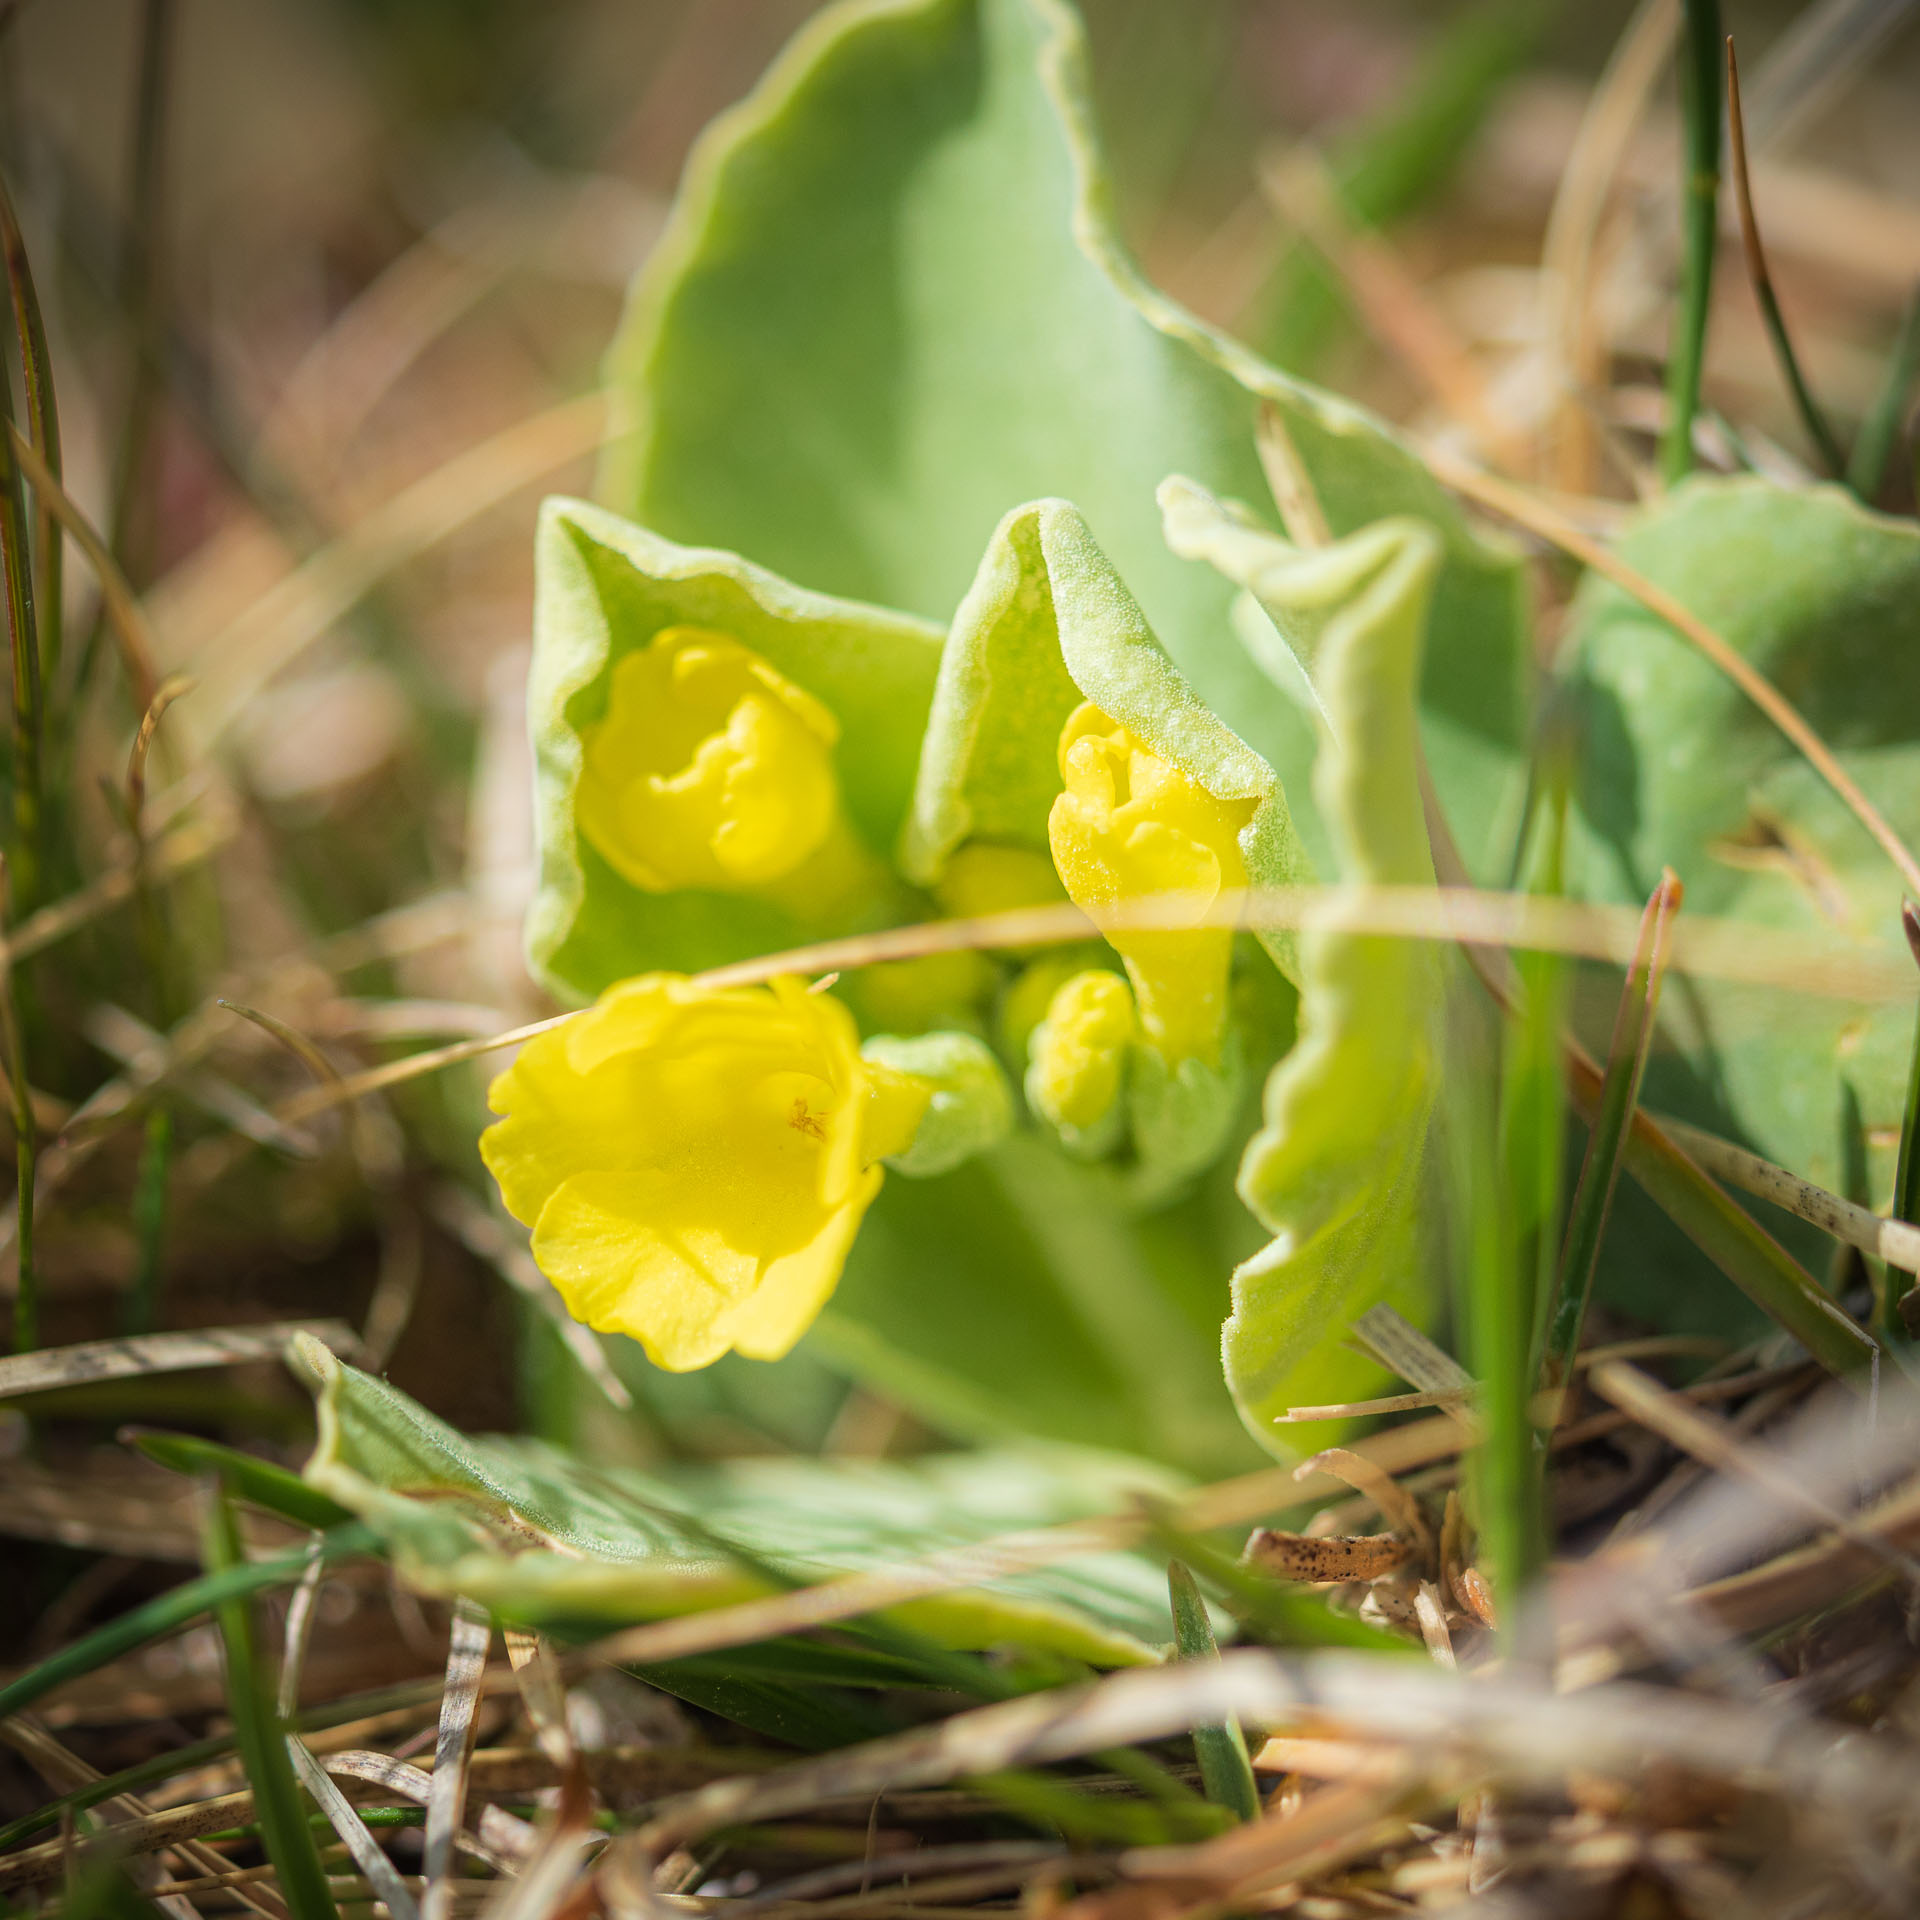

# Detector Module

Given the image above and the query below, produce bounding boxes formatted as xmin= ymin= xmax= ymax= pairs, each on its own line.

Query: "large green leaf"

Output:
xmin=528 ymin=497 xmax=943 ymax=1001
xmin=290 ymin=1332 xmax=1189 ymax=1666
xmin=1179 ymin=509 xmax=1445 ymax=1453
xmin=600 ymin=0 xmax=1530 ymax=880
xmin=1563 ymin=477 xmax=1920 ymax=1207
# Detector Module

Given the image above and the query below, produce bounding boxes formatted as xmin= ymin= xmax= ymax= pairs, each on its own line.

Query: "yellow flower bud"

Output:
xmin=1027 ymin=968 xmax=1136 ymax=1137
xmin=481 ymin=974 xmax=926 ymax=1371
xmin=1046 ymin=703 xmax=1254 ymax=1065
xmin=578 ymin=627 xmax=844 ymax=894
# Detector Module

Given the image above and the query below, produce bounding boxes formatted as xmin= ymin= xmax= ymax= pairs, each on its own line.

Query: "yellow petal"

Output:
xmin=1047 ymin=703 xmax=1253 ymax=1065
xmin=1027 ymin=968 xmax=1136 ymax=1134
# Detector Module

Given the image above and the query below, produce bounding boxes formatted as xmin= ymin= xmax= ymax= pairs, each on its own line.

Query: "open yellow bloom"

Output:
xmin=481 ymin=974 xmax=926 ymax=1370
xmin=578 ymin=627 xmax=847 ymax=895
xmin=1047 ymin=703 xmax=1255 ymax=1065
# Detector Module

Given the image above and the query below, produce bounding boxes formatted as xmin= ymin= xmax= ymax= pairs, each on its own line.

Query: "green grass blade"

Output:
xmin=1166 ymin=1561 xmax=1259 ymax=1824
xmin=1846 ymin=283 xmax=1920 ymax=502
xmin=0 ymin=175 xmax=61 ymax=700
xmin=124 ymin=1427 xmax=355 ymax=1530
xmin=1726 ymin=41 xmax=1845 ymax=478
xmin=1540 ymin=873 xmax=1680 ymax=1390
xmin=1661 ymin=0 xmax=1724 ymax=484
xmin=199 ymin=1479 xmax=343 ymax=1920
xmin=0 ymin=1520 xmax=374 ymax=1722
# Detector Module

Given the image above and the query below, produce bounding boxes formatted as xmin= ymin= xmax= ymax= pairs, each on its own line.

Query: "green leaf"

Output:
xmin=528 ymin=497 xmax=944 ymax=1001
xmin=1563 ymin=478 xmax=1920 ymax=1218
xmin=818 ymin=1126 xmax=1271 ymax=1477
xmin=290 ymin=1331 xmax=1194 ymax=1666
xmin=902 ymin=495 xmax=1308 ymax=974
xmin=599 ymin=0 xmax=1530 ymax=881
xmin=1199 ymin=516 xmax=1445 ymax=1454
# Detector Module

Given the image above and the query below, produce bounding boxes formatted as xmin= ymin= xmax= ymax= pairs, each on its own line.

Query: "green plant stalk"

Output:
xmin=0 ymin=1521 xmax=375 ymax=1722
xmin=0 ymin=368 xmax=42 ymax=914
xmin=1846 ymin=283 xmax=1920 ymax=502
xmin=1661 ymin=0 xmax=1724 ymax=485
xmin=0 ymin=176 xmax=62 ymax=693
xmin=1451 ymin=1008 xmax=1538 ymax=1641
xmin=0 ymin=889 xmax=35 ymax=1354
xmin=1539 ymin=874 xmax=1678 ymax=1389
xmin=1889 ymin=909 xmax=1920 ymax=1272
xmin=121 ymin=1104 xmax=172 ymax=1334
xmin=1167 ymin=1560 xmax=1259 ymax=1824
xmin=199 ymin=1480 xmax=343 ymax=1920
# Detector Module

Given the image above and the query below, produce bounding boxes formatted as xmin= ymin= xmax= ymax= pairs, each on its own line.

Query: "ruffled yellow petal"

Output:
xmin=1047 ymin=703 xmax=1254 ymax=1066
xmin=577 ymin=628 xmax=842 ymax=893
xmin=481 ymin=971 xmax=899 ymax=1368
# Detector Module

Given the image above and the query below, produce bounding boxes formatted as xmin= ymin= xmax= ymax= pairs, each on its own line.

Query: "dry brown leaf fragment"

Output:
xmin=1244 ymin=1529 xmax=1412 ymax=1585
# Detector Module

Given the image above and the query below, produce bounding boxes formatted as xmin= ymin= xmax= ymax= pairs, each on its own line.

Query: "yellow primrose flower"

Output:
xmin=481 ymin=974 xmax=926 ymax=1370
xmin=577 ymin=627 xmax=854 ymax=897
xmin=1047 ymin=703 xmax=1255 ymax=1066
xmin=1027 ymin=968 xmax=1136 ymax=1138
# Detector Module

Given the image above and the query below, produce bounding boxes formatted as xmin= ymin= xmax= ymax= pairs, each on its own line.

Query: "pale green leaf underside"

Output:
xmin=1210 ymin=517 xmax=1445 ymax=1453
xmin=528 ymin=497 xmax=943 ymax=1002
xmin=903 ymin=495 xmax=1309 ymax=981
xmin=290 ymin=1333 xmax=1185 ymax=1665
xmin=1564 ymin=476 xmax=1920 ymax=1206
xmin=600 ymin=0 xmax=1529 ymax=883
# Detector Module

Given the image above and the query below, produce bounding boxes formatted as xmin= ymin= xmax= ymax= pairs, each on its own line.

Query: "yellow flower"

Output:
xmin=1046 ymin=703 xmax=1254 ymax=1065
xmin=481 ymin=974 xmax=926 ymax=1370
xmin=1026 ymin=969 xmax=1136 ymax=1137
xmin=577 ymin=627 xmax=848 ymax=895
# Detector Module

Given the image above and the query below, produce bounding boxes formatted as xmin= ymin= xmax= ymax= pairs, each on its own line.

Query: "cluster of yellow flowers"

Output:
xmin=484 ymin=624 xmax=1256 ymax=1370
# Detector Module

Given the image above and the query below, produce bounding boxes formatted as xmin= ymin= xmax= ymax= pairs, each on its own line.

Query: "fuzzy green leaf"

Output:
xmin=600 ymin=0 xmax=1529 ymax=881
xmin=290 ymin=1332 xmax=1191 ymax=1666
xmin=1199 ymin=515 xmax=1445 ymax=1453
xmin=1564 ymin=479 xmax=1920 ymax=1221
xmin=528 ymin=497 xmax=944 ymax=1001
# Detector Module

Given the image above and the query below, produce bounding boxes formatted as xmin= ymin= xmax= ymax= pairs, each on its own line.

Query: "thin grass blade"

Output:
xmin=1661 ymin=0 xmax=1723 ymax=483
xmin=1726 ymin=40 xmax=1845 ymax=476
xmin=421 ymin=1599 xmax=490 ymax=1920
xmin=1167 ymin=1561 xmax=1259 ymax=1823
xmin=199 ymin=1480 xmax=342 ymax=1920
xmin=0 ymin=1520 xmax=374 ymax=1722
xmin=1540 ymin=872 xmax=1681 ymax=1391
xmin=1846 ymin=281 xmax=1920 ymax=501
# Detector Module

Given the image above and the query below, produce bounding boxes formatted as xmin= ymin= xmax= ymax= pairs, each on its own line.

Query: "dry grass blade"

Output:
xmin=503 ymin=1631 xmax=572 ymax=1772
xmin=1655 ymin=1113 xmax=1920 ymax=1275
xmin=1537 ymin=0 xmax=1680 ymax=492
xmin=0 ymin=1319 xmax=355 ymax=1398
xmin=638 ymin=1649 xmax=1920 ymax=1855
xmin=1259 ymin=148 xmax=1528 ymax=472
xmin=1588 ymin=1359 xmax=1920 ymax=1580
xmin=1280 ymin=1386 xmax=1468 ymax=1422
xmin=1425 ymin=448 xmax=1920 ymax=899
xmin=322 ymin=1753 xmax=531 ymax=1871
xmin=1293 ymin=1449 xmax=1431 ymax=1552
xmin=1124 ymin=1771 xmax=1421 ymax=1898
xmin=0 ymin=808 xmax=232 ymax=971
xmin=263 ymin=885 xmax=1920 ymax=1132
xmin=423 ymin=1600 xmax=493 ymax=1920
xmin=187 ymin=392 xmax=608 ymax=744
xmin=0 ymin=1716 xmax=287 ymax=1920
